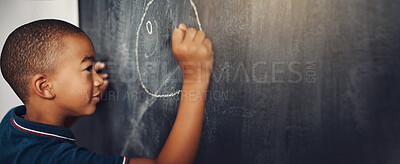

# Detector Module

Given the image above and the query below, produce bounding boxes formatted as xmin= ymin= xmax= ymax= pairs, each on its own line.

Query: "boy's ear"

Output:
xmin=31 ymin=74 xmax=55 ymax=99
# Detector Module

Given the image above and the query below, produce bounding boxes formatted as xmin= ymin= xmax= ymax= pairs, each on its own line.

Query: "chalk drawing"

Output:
xmin=144 ymin=20 xmax=158 ymax=58
xmin=135 ymin=0 xmax=203 ymax=97
xmin=146 ymin=21 xmax=153 ymax=34
xmin=190 ymin=0 xmax=203 ymax=31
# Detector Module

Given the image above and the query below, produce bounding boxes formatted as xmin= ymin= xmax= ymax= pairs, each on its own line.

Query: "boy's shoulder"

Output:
xmin=0 ymin=105 xmax=128 ymax=164
xmin=0 ymin=105 xmax=76 ymax=142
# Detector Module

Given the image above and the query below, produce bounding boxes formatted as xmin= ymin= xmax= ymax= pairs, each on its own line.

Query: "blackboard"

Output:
xmin=71 ymin=0 xmax=400 ymax=163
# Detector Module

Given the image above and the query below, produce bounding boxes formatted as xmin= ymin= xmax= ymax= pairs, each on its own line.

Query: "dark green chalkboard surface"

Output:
xmin=71 ymin=0 xmax=400 ymax=163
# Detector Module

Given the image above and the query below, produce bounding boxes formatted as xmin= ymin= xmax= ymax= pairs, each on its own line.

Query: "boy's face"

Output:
xmin=51 ymin=34 xmax=103 ymax=116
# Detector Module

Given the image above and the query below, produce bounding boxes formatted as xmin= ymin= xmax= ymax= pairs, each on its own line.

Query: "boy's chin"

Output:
xmin=78 ymin=106 xmax=96 ymax=116
xmin=86 ymin=106 xmax=97 ymax=115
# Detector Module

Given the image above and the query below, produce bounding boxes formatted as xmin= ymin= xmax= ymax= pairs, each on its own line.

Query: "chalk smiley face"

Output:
xmin=135 ymin=0 xmax=202 ymax=98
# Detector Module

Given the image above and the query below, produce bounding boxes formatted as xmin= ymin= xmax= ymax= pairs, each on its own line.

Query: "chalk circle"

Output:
xmin=136 ymin=0 xmax=202 ymax=98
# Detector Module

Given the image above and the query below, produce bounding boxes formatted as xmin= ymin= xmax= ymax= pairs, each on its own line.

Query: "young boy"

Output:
xmin=0 ymin=19 xmax=213 ymax=164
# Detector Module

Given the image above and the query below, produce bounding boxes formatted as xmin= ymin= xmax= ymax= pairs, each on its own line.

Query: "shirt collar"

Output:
xmin=11 ymin=105 xmax=76 ymax=142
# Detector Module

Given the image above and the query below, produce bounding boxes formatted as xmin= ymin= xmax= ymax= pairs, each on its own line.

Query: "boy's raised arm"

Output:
xmin=130 ymin=24 xmax=214 ymax=164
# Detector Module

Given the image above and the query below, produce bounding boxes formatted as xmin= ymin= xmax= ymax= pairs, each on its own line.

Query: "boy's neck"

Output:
xmin=24 ymin=102 xmax=69 ymax=127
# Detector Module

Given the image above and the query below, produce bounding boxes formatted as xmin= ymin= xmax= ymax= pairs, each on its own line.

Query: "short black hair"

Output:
xmin=1 ymin=19 xmax=85 ymax=103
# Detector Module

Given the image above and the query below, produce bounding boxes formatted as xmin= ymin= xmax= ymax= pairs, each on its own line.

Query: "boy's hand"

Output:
xmin=94 ymin=61 xmax=109 ymax=99
xmin=172 ymin=24 xmax=214 ymax=84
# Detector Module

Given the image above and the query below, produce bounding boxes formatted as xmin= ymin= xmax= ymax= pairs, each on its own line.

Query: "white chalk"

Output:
xmin=190 ymin=0 xmax=203 ymax=31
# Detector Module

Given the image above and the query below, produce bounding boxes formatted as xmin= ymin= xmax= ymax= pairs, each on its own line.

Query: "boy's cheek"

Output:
xmin=60 ymin=77 xmax=91 ymax=99
xmin=54 ymin=74 xmax=93 ymax=104
xmin=80 ymin=73 xmax=92 ymax=84
xmin=67 ymin=88 xmax=91 ymax=103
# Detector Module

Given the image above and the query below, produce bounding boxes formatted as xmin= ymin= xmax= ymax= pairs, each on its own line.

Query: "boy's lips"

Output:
xmin=92 ymin=92 xmax=100 ymax=98
xmin=92 ymin=92 xmax=101 ymax=102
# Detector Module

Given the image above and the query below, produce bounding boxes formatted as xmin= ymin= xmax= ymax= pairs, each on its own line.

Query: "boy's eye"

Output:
xmin=85 ymin=65 xmax=93 ymax=72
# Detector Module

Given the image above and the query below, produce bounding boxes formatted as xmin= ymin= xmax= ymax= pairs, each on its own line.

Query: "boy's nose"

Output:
xmin=93 ymin=71 xmax=104 ymax=87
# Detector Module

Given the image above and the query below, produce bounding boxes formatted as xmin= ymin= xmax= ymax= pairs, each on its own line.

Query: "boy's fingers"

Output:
xmin=194 ymin=30 xmax=206 ymax=43
xmin=95 ymin=62 xmax=105 ymax=71
xmin=204 ymin=38 xmax=213 ymax=52
xmin=172 ymin=28 xmax=185 ymax=47
xmin=178 ymin=24 xmax=187 ymax=31
xmin=184 ymin=27 xmax=197 ymax=42
xmin=100 ymin=73 xmax=108 ymax=78
xmin=101 ymin=80 xmax=109 ymax=89
xmin=99 ymin=80 xmax=109 ymax=98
